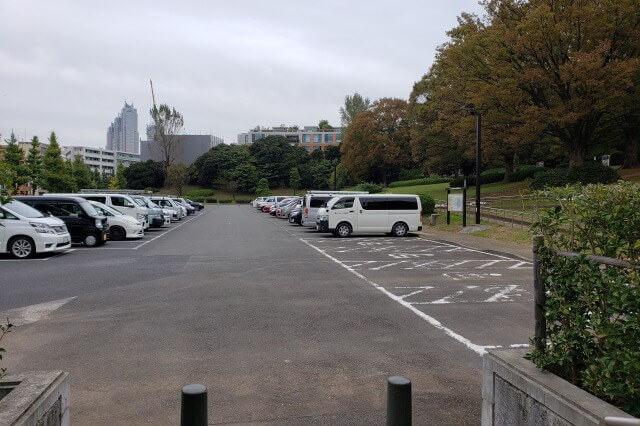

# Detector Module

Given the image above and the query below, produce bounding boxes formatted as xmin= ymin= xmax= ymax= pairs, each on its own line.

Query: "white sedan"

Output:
xmin=88 ymin=201 xmax=143 ymax=241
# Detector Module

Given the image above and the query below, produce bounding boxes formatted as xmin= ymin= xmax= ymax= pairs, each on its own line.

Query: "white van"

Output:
xmin=301 ymin=191 xmax=368 ymax=227
xmin=72 ymin=193 xmax=150 ymax=230
xmin=317 ymin=194 xmax=423 ymax=237
xmin=0 ymin=200 xmax=72 ymax=258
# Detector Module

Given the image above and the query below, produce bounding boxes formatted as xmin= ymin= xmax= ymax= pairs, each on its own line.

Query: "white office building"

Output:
xmin=62 ymin=146 xmax=141 ymax=176
xmin=106 ymin=102 xmax=140 ymax=154
xmin=237 ymin=125 xmax=343 ymax=152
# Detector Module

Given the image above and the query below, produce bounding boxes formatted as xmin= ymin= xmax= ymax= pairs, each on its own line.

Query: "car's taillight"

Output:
xmin=304 ymin=208 xmax=308 ymax=217
xmin=420 ymin=210 xmax=422 ymax=222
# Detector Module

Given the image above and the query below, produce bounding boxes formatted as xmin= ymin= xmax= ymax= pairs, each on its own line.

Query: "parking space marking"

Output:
xmin=0 ymin=248 xmax=76 ymax=262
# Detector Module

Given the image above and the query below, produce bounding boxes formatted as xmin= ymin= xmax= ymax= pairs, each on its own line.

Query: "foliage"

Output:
xmin=528 ymin=182 xmax=640 ymax=415
xmin=354 ymin=182 xmax=384 ymax=193
xmin=341 ymin=98 xmax=411 ymax=185
xmin=235 ymin=198 xmax=253 ymax=204
xmin=389 ymin=177 xmax=451 ymax=188
xmin=4 ymin=132 xmax=28 ymax=192
xmin=397 ymin=168 xmax=423 ymax=181
xmin=255 ymin=178 xmax=270 ymax=196
xmin=165 ymin=162 xmax=188 ymax=196
xmin=72 ymin=155 xmax=95 ymax=190
xmin=289 ymin=167 xmax=301 ymax=194
xmin=217 ymin=198 xmax=232 ymax=203
xmin=123 ymin=160 xmax=165 ymax=190
xmin=317 ymin=119 xmax=333 ymax=130
xmin=509 ymin=165 xmax=544 ymax=182
xmin=0 ymin=161 xmax=13 ymax=204
xmin=149 ymin=104 xmax=184 ymax=169
xmin=530 ymin=164 xmax=620 ymax=190
xmin=339 ymin=92 xmax=371 ymax=127
xmin=185 ymin=189 xmax=214 ymax=199
xmin=0 ymin=318 xmax=13 ymax=379
xmin=324 ymin=145 xmax=341 ymax=162
xmin=26 ymin=136 xmax=44 ymax=193
xmin=415 ymin=192 xmax=436 ymax=215
xmin=42 ymin=132 xmax=76 ymax=193
xmin=328 ymin=162 xmax=352 ymax=190
xmin=450 ymin=168 xmax=506 ymax=187
xmin=109 ymin=162 xmax=127 ymax=190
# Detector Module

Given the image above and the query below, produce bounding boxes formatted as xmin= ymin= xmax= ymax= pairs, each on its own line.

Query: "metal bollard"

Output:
xmin=181 ymin=384 xmax=207 ymax=426
xmin=387 ymin=375 xmax=411 ymax=426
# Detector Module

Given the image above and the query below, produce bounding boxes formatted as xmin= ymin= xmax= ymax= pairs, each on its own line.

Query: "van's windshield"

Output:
xmin=3 ymin=200 xmax=44 ymax=218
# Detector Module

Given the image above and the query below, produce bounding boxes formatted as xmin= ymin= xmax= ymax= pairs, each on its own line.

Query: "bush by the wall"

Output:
xmin=388 ymin=177 xmax=451 ymax=188
xmin=529 ymin=182 xmax=640 ymax=415
xmin=530 ymin=163 xmax=619 ymax=189
xmin=415 ymin=192 xmax=436 ymax=215
xmin=355 ymin=182 xmax=384 ymax=193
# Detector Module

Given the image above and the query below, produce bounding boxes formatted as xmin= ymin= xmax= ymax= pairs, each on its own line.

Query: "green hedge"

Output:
xmin=218 ymin=198 xmax=232 ymax=203
xmin=529 ymin=163 xmax=619 ymax=190
xmin=450 ymin=165 xmax=546 ymax=187
xmin=415 ymin=192 xmax=436 ymax=215
xmin=204 ymin=197 xmax=217 ymax=203
xmin=235 ymin=198 xmax=253 ymax=204
xmin=388 ymin=177 xmax=451 ymax=188
xmin=529 ymin=182 xmax=640 ymax=415
xmin=355 ymin=182 xmax=384 ymax=193
xmin=185 ymin=189 xmax=214 ymax=198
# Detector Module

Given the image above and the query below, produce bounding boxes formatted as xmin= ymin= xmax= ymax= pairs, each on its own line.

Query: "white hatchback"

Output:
xmin=0 ymin=200 xmax=72 ymax=258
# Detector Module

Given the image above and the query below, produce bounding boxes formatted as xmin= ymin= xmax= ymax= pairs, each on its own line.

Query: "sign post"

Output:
xmin=446 ymin=186 xmax=467 ymax=227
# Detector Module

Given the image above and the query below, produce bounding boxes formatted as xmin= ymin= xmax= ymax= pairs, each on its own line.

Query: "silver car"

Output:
xmin=150 ymin=197 xmax=186 ymax=220
xmin=278 ymin=199 xmax=301 ymax=219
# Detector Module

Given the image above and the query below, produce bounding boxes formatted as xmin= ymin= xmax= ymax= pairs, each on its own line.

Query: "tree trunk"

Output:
xmin=622 ymin=127 xmax=639 ymax=169
xmin=569 ymin=144 xmax=586 ymax=167
xmin=503 ymin=154 xmax=515 ymax=182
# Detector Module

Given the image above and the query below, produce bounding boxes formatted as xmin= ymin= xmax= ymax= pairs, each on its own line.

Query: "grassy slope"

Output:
xmin=384 ymin=181 xmax=529 ymax=200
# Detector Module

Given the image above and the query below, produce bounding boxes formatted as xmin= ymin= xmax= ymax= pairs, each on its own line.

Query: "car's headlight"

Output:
xmin=137 ymin=213 xmax=146 ymax=220
xmin=30 ymin=222 xmax=55 ymax=234
xmin=95 ymin=219 xmax=103 ymax=229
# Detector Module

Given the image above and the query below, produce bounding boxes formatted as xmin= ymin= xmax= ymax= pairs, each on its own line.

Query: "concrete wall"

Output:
xmin=482 ymin=349 xmax=633 ymax=426
xmin=0 ymin=371 xmax=70 ymax=426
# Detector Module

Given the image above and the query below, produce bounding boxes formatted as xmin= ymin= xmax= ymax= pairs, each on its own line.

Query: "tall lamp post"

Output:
xmin=462 ymin=103 xmax=482 ymax=224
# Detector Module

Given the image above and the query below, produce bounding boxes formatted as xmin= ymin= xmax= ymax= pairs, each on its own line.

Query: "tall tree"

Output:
xmin=318 ymin=119 xmax=333 ymax=130
xmin=289 ymin=167 xmax=301 ymax=195
xmin=123 ymin=160 xmax=165 ymax=189
xmin=149 ymin=104 xmax=184 ymax=170
xmin=109 ymin=162 xmax=127 ymax=189
xmin=255 ymin=178 xmax=270 ymax=196
xmin=341 ymin=98 xmax=411 ymax=185
xmin=340 ymin=92 xmax=371 ymax=128
xmin=166 ymin=162 xmax=188 ymax=196
xmin=71 ymin=155 xmax=95 ymax=190
xmin=3 ymin=132 xmax=28 ymax=192
xmin=26 ymin=136 xmax=44 ymax=194
xmin=42 ymin=132 xmax=75 ymax=192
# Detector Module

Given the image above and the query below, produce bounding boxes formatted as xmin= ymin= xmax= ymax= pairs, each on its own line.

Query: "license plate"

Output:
xmin=103 ymin=234 xmax=107 ymax=241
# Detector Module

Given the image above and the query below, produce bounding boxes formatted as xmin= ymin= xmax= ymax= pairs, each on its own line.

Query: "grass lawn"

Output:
xmin=384 ymin=181 xmax=529 ymax=201
xmin=431 ymin=212 xmax=534 ymax=245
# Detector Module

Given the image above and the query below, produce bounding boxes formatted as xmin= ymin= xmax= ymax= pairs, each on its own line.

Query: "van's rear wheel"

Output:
xmin=392 ymin=222 xmax=409 ymax=237
xmin=335 ymin=223 xmax=352 ymax=238
xmin=9 ymin=236 xmax=35 ymax=259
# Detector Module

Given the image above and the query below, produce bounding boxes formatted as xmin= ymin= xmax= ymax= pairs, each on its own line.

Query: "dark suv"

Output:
xmin=16 ymin=196 xmax=109 ymax=247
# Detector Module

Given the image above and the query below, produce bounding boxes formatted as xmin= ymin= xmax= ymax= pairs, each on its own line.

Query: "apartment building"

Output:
xmin=236 ymin=126 xmax=343 ymax=152
xmin=62 ymin=146 xmax=140 ymax=176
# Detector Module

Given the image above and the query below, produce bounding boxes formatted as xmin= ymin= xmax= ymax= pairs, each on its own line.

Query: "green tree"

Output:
xmin=0 ymin=160 xmax=14 ymax=203
xmin=123 ymin=160 xmax=165 ymax=190
xmin=26 ymin=136 xmax=44 ymax=194
xmin=42 ymin=132 xmax=75 ymax=192
xmin=328 ymin=162 xmax=351 ymax=190
xmin=339 ymin=92 xmax=371 ymax=127
xmin=324 ymin=145 xmax=341 ymax=162
xmin=166 ymin=162 xmax=188 ymax=196
xmin=149 ymin=104 xmax=184 ymax=170
xmin=289 ymin=167 xmax=301 ymax=195
xmin=249 ymin=135 xmax=298 ymax=188
xmin=71 ymin=155 xmax=94 ymax=190
xmin=255 ymin=178 xmax=270 ymax=196
xmin=318 ymin=119 xmax=333 ymax=130
xmin=108 ymin=162 xmax=127 ymax=189
xmin=4 ymin=132 xmax=28 ymax=192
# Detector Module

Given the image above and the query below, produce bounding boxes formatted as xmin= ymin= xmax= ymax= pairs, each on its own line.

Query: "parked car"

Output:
xmin=252 ymin=197 xmax=267 ymax=208
xmin=150 ymin=197 xmax=186 ymax=220
xmin=72 ymin=193 xmax=151 ymax=230
xmin=0 ymin=199 xmax=72 ymax=258
xmin=288 ymin=207 xmax=302 ymax=225
xmin=184 ymin=198 xmax=204 ymax=211
xmin=316 ymin=194 xmax=423 ymax=238
xmin=174 ymin=198 xmax=196 ymax=215
xmin=270 ymin=198 xmax=295 ymax=216
xmin=301 ymin=191 xmax=368 ymax=227
xmin=16 ymin=195 xmax=109 ymax=247
xmin=88 ymin=201 xmax=144 ymax=241
xmin=277 ymin=198 xmax=301 ymax=219
xmin=131 ymin=195 xmax=169 ymax=226
xmin=260 ymin=196 xmax=292 ymax=212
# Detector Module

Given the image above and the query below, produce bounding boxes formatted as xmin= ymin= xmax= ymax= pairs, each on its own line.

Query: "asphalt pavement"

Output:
xmin=0 ymin=205 xmax=535 ymax=425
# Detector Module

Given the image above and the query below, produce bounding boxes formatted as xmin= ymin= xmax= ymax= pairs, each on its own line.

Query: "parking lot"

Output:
xmin=264 ymin=210 xmax=534 ymax=356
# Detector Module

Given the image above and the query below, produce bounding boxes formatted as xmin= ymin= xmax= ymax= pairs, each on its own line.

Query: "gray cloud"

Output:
xmin=0 ymin=0 xmax=484 ymax=147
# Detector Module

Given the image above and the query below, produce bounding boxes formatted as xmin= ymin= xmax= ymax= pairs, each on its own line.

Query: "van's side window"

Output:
xmin=112 ymin=196 xmax=133 ymax=208
xmin=34 ymin=203 xmax=63 ymax=216
xmin=310 ymin=197 xmax=330 ymax=208
xmin=332 ymin=197 xmax=354 ymax=209
xmin=360 ymin=198 xmax=387 ymax=210
xmin=58 ymin=203 xmax=83 ymax=218
xmin=388 ymin=198 xmax=418 ymax=210
xmin=85 ymin=196 xmax=106 ymax=203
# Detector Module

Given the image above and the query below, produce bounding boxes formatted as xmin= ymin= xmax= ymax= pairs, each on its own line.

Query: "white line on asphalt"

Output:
xmin=0 ymin=297 xmax=76 ymax=326
xmin=483 ymin=285 xmax=520 ymax=302
xmin=418 ymin=237 xmax=530 ymax=262
xmin=369 ymin=261 xmax=409 ymax=270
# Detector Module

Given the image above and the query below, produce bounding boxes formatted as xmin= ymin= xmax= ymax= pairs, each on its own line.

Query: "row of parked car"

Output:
xmin=253 ymin=191 xmax=423 ymax=237
xmin=0 ymin=192 xmax=204 ymax=259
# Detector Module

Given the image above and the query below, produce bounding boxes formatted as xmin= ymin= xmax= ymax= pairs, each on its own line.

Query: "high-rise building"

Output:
xmin=106 ymin=102 xmax=139 ymax=154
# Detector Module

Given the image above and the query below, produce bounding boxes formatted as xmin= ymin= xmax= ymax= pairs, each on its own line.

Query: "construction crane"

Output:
xmin=150 ymin=79 xmax=157 ymax=111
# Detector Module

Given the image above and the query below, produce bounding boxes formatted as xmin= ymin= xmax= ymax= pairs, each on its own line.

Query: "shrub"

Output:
xmin=189 ymin=196 xmax=206 ymax=202
xmin=185 ymin=188 xmax=214 ymax=198
xmin=509 ymin=165 xmax=544 ymax=182
xmin=355 ymin=182 xmax=384 ymax=193
xmin=415 ymin=192 xmax=436 ymax=215
xmin=529 ymin=182 xmax=640 ymax=415
xmin=218 ymin=198 xmax=232 ymax=203
xmin=450 ymin=168 xmax=505 ymax=187
xmin=235 ymin=198 xmax=253 ymax=204
xmin=397 ymin=168 xmax=423 ymax=181
xmin=530 ymin=163 xmax=619 ymax=190
xmin=204 ymin=197 xmax=217 ymax=203
xmin=388 ymin=177 xmax=451 ymax=188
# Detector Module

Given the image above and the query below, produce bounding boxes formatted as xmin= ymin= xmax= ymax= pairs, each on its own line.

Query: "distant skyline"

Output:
xmin=0 ymin=0 xmax=485 ymax=148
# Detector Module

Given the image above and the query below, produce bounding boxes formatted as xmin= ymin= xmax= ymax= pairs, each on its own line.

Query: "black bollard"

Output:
xmin=181 ymin=384 xmax=207 ymax=426
xmin=387 ymin=375 xmax=411 ymax=426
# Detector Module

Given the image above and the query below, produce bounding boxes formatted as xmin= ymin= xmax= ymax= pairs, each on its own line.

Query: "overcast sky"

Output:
xmin=0 ymin=0 xmax=484 ymax=148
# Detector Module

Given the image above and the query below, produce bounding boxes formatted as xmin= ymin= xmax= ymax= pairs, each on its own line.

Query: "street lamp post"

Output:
xmin=462 ymin=104 xmax=482 ymax=224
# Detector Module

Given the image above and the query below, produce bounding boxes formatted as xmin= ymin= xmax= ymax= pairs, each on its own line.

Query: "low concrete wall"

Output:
xmin=482 ymin=349 xmax=633 ymax=426
xmin=0 ymin=371 xmax=70 ymax=426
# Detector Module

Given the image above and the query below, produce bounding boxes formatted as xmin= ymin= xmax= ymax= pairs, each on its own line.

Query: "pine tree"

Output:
xmin=42 ymin=132 xmax=75 ymax=192
xmin=71 ymin=155 xmax=94 ymax=190
xmin=255 ymin=178 xmax=270 ymax=196
xmin=4 ymin=132 xmax=28 ymax=192
xmin=26 ymin=136 xmax=44 ymax=194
